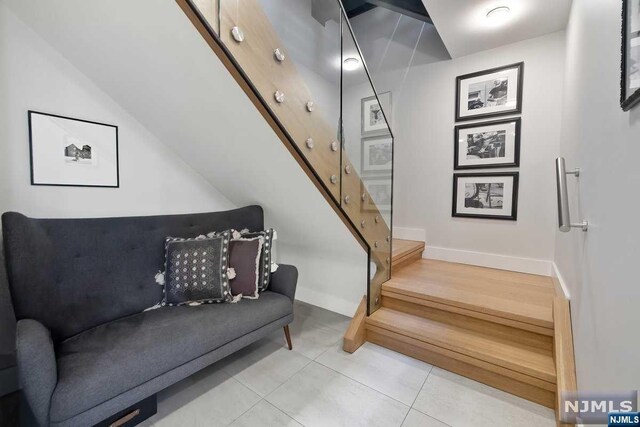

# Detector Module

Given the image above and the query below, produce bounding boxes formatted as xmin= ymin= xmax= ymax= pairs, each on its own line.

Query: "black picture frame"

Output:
xmin=455 ymin=62 xmax=524 ymax=122
xmin=361 ymin=176 xmax=392 ymax=213
xmin=28 ymin=110 xmax=120 ymax=188
xmin=454 ymin=118 xmax=521 ymax=170
xmin=361 ymin=135 xmax=393 ymax=175
xmin=452 ymin=172 xmax=519 ymax=221
xmin=621 ymin=0 xmax=640 ymax=111
xmin=361 ymin=92 xmax=392 ymax=137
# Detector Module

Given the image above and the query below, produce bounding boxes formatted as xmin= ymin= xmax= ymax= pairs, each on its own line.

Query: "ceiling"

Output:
xmin=422 ymin=0 xmax=573 ymax=58
xmin=347 ymin=7 xmax=449 ymax=85
xmin=343 ymin=0 xmax=431 ymax=23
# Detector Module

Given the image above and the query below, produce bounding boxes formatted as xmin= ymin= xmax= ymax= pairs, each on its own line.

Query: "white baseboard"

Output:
xmin=552 ymin=262 xmax=571 ymax=299
xmin=423 ymin=246 xmax=553 ymax=276
xmin=393 ymin=227 xmax=426 ymax=242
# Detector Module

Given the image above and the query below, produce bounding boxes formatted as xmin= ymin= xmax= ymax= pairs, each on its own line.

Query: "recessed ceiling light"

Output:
xmin=343 ymin=57 xmax=360 ymax=71
xmin=486 ymin=6 xmax=511 ymax=25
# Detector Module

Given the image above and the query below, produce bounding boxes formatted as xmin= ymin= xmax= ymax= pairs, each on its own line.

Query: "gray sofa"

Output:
xmin=1 ymin=206 xmax=297 ymax=427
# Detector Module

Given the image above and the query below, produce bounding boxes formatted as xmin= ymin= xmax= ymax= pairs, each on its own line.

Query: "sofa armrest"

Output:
xmin=16 ymin=319 xmax=57 ymax=427
xmin=269 ymin=264 xmax=298 ymax=302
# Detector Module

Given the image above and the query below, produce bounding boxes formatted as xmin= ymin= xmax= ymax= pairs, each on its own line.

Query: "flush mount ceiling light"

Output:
xmin=343 ymin=57 xmax=360 ymax=71
xmin=486 ymin=6 xmax=511 ymax=25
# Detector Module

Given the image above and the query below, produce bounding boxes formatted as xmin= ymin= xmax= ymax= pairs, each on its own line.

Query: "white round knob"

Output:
xmin=231 ymin=26 xmax=245 ymax=43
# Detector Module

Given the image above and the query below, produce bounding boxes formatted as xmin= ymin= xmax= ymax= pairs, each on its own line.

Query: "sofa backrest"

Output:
xmin=1 ymin=206 xmax=263 ymax=342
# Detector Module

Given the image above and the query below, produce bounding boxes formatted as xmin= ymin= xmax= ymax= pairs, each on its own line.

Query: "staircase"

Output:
xmin=174 ymin=1 xmax=577 ymax=421
xmin=178 ymin=0 xmax=394 ymax=316
xmin=346 ymin=239 xmax=577 ymax=423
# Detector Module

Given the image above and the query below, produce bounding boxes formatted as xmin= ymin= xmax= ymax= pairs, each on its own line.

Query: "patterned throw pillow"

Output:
xmin=228 ymin=236 xmax=263 ymax=299
xmin=162 ymin=233 xmax=232 ymax=306
xmin=239 ymin=228 xmax=276 ymax=292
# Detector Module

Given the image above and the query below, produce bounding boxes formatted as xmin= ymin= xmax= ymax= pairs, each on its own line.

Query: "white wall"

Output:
xmin=390 ymin=31 xmax=566 ymax=274
xmin=0 ymin=4 xmax=235 ymax=221
xmin=554 ymin=0 xmax=640 ymax=391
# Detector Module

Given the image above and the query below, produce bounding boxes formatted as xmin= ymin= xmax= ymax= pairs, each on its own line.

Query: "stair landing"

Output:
xmin=383 ymin=259 xmax=555 ymax=332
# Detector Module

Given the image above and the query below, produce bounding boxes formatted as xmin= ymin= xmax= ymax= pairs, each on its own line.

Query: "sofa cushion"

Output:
xmin=229 ymin=236 xmax=263 ymax=299
xmin=50 ymin=291 xmax=292 ymax=423
xmin=240 ymin=228 xmax=275 ymax=292
xmin=164 ymin=234 xmax=231 ymax=305
xmin=1 ymin=206 xmax=264 ymax=341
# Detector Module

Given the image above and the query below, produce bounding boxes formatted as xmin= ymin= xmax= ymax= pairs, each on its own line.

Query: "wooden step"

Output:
xmin=383 ymin=259 xmax=555 ymax=332
xmin=366 ymin=325 xmax=556 ymax=409
xmin=366 ymin=308 xmax=557 ymax=408
xmin=381 ymin=295 xmax=553 ymax=352
xmin=367 ymin=308 xmax=556 ymax=383
xmin=391 ymin=239 xmax=425 ymax=272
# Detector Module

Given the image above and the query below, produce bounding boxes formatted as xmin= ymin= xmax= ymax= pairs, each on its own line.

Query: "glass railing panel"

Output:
xmin=218 ymin=0 xmax=343 ymax=201
xmin=341 ymin=11 xmax=394 ymax=315
xmin=191 ymin=0 xmax=220 ymax=35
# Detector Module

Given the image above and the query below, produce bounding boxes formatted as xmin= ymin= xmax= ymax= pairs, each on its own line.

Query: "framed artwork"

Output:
xmin=454 ymin=118 xmax=521 ymax=170
xmin=28 ymin=111 xmax=119 ymax=188
xmin=361 ymin=176 xmax=392 ymax=213
xmin=621 ymin=0 xmax=640 ymax=111
xmin=452 ymin=172 xmax=518 ymax=220
xmin=361 ymin=91 xmax=392 ymax=136
xmin=455 ymin=62 xmax=524 ymax=122
xmin=361 ymin=135 xmax=393 ymax=174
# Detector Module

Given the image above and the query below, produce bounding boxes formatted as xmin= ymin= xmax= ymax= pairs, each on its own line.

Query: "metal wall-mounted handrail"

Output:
xmin=556 ymin=157 xmax=588 ymax=232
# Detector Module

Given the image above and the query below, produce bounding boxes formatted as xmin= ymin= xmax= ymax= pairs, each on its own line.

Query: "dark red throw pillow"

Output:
xmin=228 ymin=237 xmax=262 ymax=299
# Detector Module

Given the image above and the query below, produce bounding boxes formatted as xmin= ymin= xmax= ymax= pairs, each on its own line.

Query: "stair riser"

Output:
xmin=367 ymin=327 xmax=556 ymax=409
xmin=382 ymin=290 xmax=554 ymax=337
xmin=391 ymin=250 xmax=424 ymax=273
xmin=382 ymin=295 xmax=553 ymax=352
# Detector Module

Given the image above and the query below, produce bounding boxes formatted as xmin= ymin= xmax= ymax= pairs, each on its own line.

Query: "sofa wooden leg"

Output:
xmin=283 ymin=325 xmax=292 ymax=350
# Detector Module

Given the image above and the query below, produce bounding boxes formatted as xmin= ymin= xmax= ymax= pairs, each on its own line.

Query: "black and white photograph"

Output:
xmin=64 ymin=139 xmax=93 ymax=165
xmin=28 ymin=111 xmax=119 ymax=187
xmin=361 ymin=135 xmax=393 ymax=174
xmin=362 ymin=177 xmax=392 ymax=213
xmin=622 ymin=0 xmax=640 ymax=110
xmin=452 ymin=172 xmax=518 ymax=220
xmin=456 ymin=62 xmax=524 ymax=121
xmin=454 ymin=118 xmax=521 ymax=169
xmin=361 ymin=91 xmax=392 ymax=136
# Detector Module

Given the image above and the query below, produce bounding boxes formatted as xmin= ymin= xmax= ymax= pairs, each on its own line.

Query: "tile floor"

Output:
xmin=141 ymin=301 xmax=556 ymax=427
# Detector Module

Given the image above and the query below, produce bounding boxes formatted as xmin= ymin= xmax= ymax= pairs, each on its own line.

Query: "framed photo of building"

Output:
xmin=621 ymin=0 xmax=640 ymax=111
xmin=455 ymin=62 xmax=524 ymax=122
xmin=361 ymin=91 xmax=392 ymax=136
xmin=362 ymin=176 xmax=392 ymax=213
xmin=454 ymin=118 xmax=521 ymax=170
xmin=28 ymin=111 xmax=119 ymax=188
xmin=452 ymin=172 xmax=518 ymax=220
xmin=361 ymin=135 xmax=393 ymax=174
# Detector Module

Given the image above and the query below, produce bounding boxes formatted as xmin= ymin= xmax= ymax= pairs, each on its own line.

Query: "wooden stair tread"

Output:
xmin=391 ymin=239 xmax=425 ymax=263
xmin=383 ymin=259 xmax=554 ymax=329
xmin=367 ymin=308 xmax=556 ymax=384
